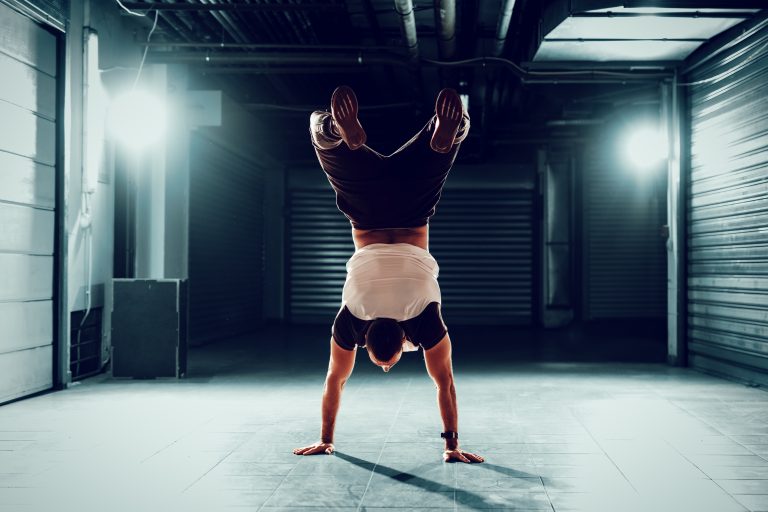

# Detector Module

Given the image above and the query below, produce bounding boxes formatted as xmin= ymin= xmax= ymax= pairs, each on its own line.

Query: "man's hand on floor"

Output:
xmin=443 ymin=448 xmax=484 ymax=463
xmin=293 ymin=441 xmax=334 ymax=455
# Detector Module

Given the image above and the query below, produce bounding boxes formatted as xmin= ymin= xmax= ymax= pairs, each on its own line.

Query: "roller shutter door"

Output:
xmin=583 ymin=144 xmax=667 ymax=319
xmin=287 ymin=187 xmax=534 ymax=325
xmin=189 ymin=134 xmax=264 ymax=345
xmin=686 ymin=25 xmax=768 ymax=385
xmin=0 ymin=3 xmax=57 ymax=404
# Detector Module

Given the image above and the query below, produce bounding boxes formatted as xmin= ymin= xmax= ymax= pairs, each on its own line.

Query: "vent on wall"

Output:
xmin=70 ymin=308 xmax=102 ymax=381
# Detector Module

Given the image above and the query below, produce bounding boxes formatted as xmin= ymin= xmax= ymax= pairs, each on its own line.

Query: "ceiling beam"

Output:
xmin=117 ymin=2 xmax=346 ymax=12
xmin=142 ymin=42 xmax=404 ymax=52
xmin=572 ymin=12 xmax=756 ymax=18
xmin=201 ymin=67 xmax=369 ymax=75
xmin=571 ymin=0 xmax=766 ymax=10
xmin=544 ymin=38 xmax=708 ymax=42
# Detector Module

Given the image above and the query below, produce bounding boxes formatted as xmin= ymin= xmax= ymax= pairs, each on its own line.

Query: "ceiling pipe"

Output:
xmin=434 ymin=0 xmax=456 ymax=60
xmin=394 ymin=0 xmax=419 ymax=61
xmin=148 ymin=51 xmax=670 ymax=82
xmin=494 ymin=0 xmax=517 ymax=56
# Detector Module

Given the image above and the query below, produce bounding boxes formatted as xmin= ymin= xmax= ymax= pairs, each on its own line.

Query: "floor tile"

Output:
xmin=262 ymin=485 xmax=367 ymax=508
xmin=359 ymin=488 xmax=455 ymax=508
xmin=1 ymin=330 xmax=767 ymax=510
xmin=732 ymin=494 xmax=768 ymax=512
xmin=716 ymin=480 xmax=768 ymax=494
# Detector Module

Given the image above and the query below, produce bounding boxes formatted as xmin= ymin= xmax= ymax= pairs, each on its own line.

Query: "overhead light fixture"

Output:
xmin=625 ymin=126 xmax=668 ymax=170
xmin=108 ymin=90 xmax=166 ymax=150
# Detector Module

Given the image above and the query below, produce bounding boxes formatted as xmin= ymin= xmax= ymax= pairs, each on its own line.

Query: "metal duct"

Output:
xmin=435 ymin=0 xmax=456 ymax=60
xmin=494 ymin=0 xmax=517 ymax=56
xmin=394 ymin=0 xmax=419 ymax=61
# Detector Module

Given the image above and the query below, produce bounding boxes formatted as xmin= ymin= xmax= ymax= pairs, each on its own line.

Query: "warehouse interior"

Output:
xmin=1 ymin=0 xmax=768 ymax=510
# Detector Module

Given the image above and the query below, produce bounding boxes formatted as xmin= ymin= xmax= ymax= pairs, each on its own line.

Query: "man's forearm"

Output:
xmin=436 ymin=381 xmax=459 ymax=450
xmin=320 ymin=377 xmax=345 ymax=443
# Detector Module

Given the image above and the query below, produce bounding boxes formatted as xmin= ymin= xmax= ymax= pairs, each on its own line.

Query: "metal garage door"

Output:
xmin=583 ymin=143 xmax=667 ymax=319
xmin=686 ymin=24 xmax=768 ymax=386
xmin=287 ymin=187 xmax=535 ymax=325
xmin=0 ymin=3 xmax=58 ymax=404
xmin=189 ymin=133 xmax=264 ymax=345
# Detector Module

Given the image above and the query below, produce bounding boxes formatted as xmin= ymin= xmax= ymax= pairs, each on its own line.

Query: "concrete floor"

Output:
xmin=1 ymin=326 xmax=768 ymax=512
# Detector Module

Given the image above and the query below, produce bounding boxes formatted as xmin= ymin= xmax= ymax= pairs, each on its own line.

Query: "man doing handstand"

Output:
xmin=293 ymin=86 xmax=483 ymax=463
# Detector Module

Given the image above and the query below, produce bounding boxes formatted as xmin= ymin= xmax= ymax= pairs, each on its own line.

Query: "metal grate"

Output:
xmin=70 ymin=308 xmax=102 ymax=381
xmin=686 ymin=24 xmax=768 ymax=386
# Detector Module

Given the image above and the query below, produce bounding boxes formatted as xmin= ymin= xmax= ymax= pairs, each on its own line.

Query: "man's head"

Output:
xmin=365 ymin=318 xmax=405 ymax=372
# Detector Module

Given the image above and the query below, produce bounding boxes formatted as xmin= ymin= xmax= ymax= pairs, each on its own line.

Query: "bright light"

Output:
xmin=109 ymin=90 xmax=166 ymax=149
xmin=625 ymin=126 xmax=668 ymax=169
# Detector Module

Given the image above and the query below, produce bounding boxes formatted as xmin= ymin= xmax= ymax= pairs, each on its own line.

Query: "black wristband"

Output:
xmin=440 ymin=431 xmax=459 ymax=440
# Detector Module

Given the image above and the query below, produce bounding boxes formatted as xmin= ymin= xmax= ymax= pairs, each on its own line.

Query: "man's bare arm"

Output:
xmin=294 ymin=338 xmax=356 ymax=455
xmin=423 ymin=334 xmax=484 ymax=463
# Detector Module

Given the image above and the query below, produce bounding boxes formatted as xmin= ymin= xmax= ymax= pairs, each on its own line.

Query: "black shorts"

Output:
xmin=312 ymin=114 xmax=468 ymax=230
xmin=332 ymin=302 xmax=447 ymax=351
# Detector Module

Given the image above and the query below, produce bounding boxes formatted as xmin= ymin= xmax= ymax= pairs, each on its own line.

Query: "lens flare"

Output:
xmin=625 ymin=127 xmax=668 ymax=170
xmin=108 ymin=90 xmax=166 ymax=149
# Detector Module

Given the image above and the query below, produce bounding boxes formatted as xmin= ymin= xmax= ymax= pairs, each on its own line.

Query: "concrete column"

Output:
xmin=663 ymin=77 xmax=686 ymax=366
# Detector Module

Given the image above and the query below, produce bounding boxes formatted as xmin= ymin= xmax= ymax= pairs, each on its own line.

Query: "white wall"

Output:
xmin=63 ymin=1 xmax=144 ymax=383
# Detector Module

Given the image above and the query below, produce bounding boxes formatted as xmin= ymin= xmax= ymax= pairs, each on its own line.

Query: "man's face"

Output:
xmin=366 ymin=338 xmax=405 ymax=372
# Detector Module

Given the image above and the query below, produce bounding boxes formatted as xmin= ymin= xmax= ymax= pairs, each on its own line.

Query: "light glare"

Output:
xmin=109 ymin=90 xmax=166 ymax=149
xmin=626 ymin=127 xmax=668 ymax=169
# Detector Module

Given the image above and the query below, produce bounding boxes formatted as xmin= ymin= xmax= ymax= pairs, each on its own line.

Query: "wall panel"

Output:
xmin=287 ymin=187 xmax=535 ymax=325
xmin=188 ymin=134 xmax=264 ymax=345
xmin=686 ymin=24 xmax=768 ymax=386
xmin=583 ymin=143 xmax=667 ymax=319
xmin=0 ymin=3 xmax=56 ymax=403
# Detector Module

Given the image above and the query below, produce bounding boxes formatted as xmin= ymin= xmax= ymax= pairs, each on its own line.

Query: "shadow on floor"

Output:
xmin=335 ymin=452 xmax=540 ymax=511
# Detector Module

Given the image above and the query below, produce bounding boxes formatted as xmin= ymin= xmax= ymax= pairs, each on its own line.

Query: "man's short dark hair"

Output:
xmin=366 ymin=318 xmax=404 ymax=363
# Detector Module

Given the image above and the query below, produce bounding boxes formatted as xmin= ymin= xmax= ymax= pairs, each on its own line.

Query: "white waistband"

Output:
xmin=342 ymin=243 xmax=441 ymax=321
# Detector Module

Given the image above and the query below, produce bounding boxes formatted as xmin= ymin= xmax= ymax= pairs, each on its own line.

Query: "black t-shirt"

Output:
xmin=332 ymin=301 xmax=447 ymax=351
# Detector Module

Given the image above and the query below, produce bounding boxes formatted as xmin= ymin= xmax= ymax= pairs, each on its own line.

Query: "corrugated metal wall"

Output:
xmin=287 ymin=187 xmax=534 ymax=325
xmin=583 ymin=141 xmax=667 ymax=319
xmin=0 ymin=3 xmax=57 ymax=403
xmin=429 ymin=188 xmax=534 ymax=324
xmin=189 ymin=133 xmax=264 ymax=345
xmin=686 ymin=24 xmax=768 ymax=385
xmin=287 ymin=189 xmax=354 ymax=323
